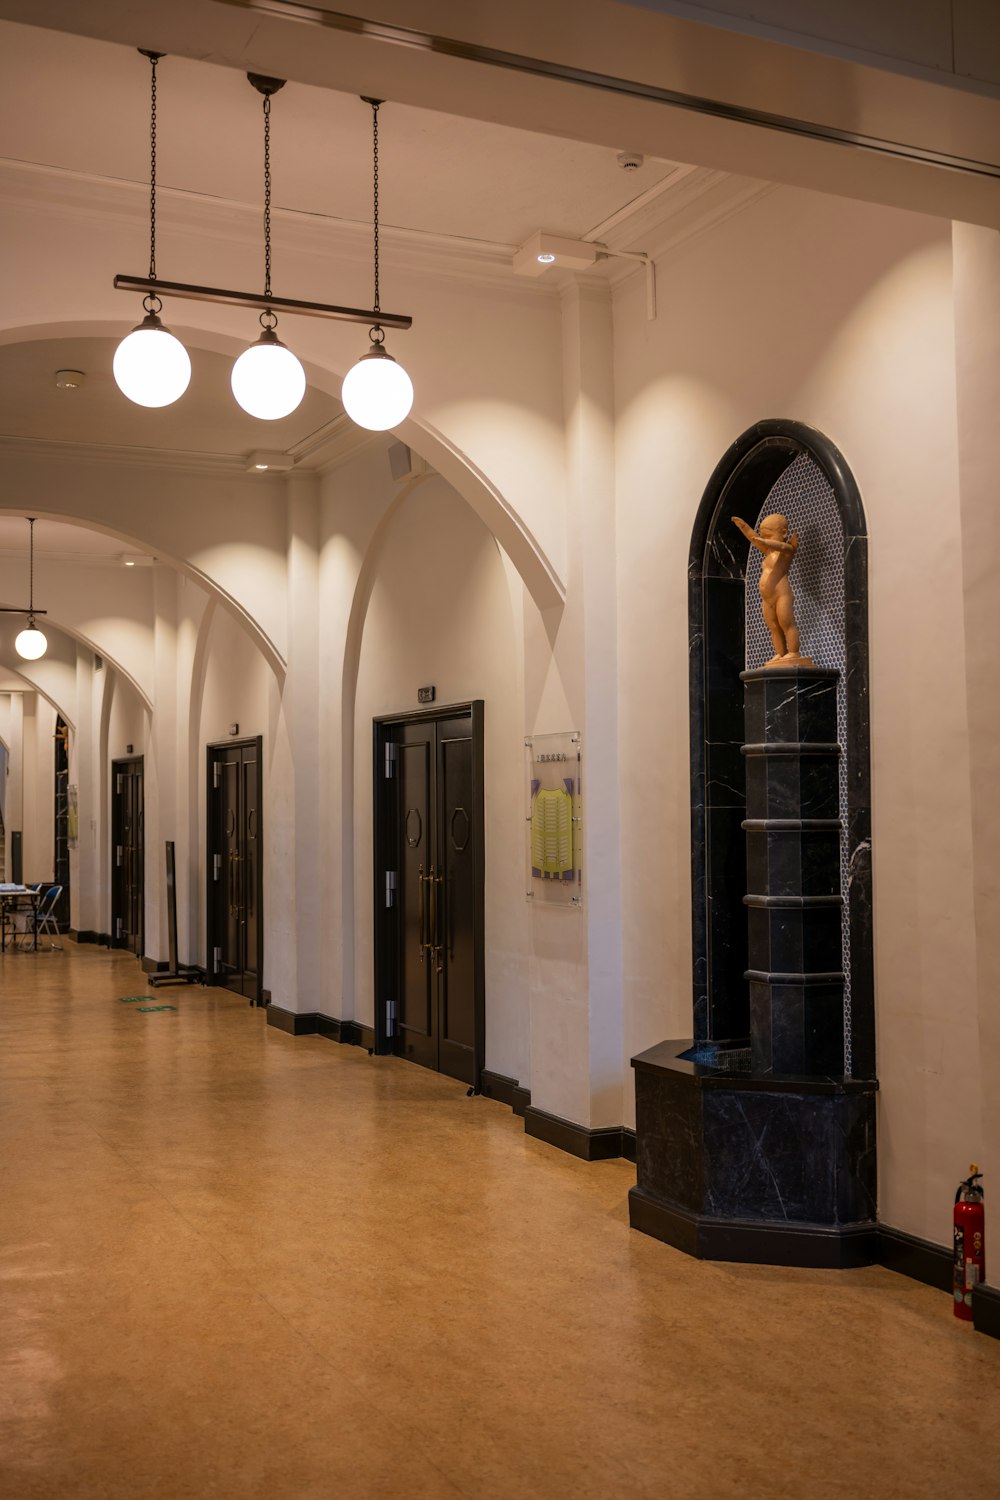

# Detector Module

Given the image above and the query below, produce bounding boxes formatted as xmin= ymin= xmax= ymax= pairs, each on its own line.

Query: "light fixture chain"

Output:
xmin=28 ymin=518 xmax=35 ymax=616
xmin=371 ymin=99 xmax=380 ymax=315
xmin=149 ymin=53 xmax=157 ymax=282
xmin=263 ymin=94 xmax=272 ymax=300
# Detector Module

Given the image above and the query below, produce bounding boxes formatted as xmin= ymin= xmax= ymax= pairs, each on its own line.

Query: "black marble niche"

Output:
xmin=631 ymin=421 xmax=879 ymax=1269
xmin=629 ymin=1041 xmax=878 ymax=1266
xmin=687 ymin=421 xmax=874 ymax=1079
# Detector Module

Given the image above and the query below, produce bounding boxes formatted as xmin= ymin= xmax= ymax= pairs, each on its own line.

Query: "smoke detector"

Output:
xmin=617 ymin=152 xmax=644 ymax=172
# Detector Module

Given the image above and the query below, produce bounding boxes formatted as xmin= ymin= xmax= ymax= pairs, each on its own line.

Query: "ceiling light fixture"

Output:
xmin=0 ymin=518 xmax=49 ymax=661
xmin=114 ymin=63 xmax=413 ymax=418
xmin=341 ymin=99 xmax=414 ymax=432
xmin=230 ymin=76 xmax=306 ymax=421
xmin=113 ymin=52 xmax=192 ymax=409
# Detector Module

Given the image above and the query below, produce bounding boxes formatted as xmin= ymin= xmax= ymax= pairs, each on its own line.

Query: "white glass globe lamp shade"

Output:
xmin=113 ymin=309 xmax=191 ymax=409
xmin=231 ymin=327 xmax=306 ymax=421
xmin=341 ymin=340 xmax=413 ymax=431
xmin=15 ymin=620 xmax=47 ymax=661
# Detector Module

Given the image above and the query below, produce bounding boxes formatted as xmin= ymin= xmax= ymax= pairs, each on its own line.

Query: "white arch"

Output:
xmin=0 ymin=320 xmax=566 ymax=617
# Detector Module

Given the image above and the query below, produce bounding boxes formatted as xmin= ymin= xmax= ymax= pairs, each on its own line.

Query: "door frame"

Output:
xmin=111 ymin=754 xmax=144 ymax=955
xmin=372 ymin=701 xmax=485 ymax=1086
xmin=206 ymin=736 xmax=264 ymax=1004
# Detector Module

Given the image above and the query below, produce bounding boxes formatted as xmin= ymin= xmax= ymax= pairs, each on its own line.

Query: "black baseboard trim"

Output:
xmin=266 ymin=1008 xmax=377 ymax=1049
xmin=141 ymin=955 xmax=170 ymax=974
xmin=524 ymin=1106 xmax=632 ymax=1163
xmin=876 ymin=1224 xmax=952 ymax=1293
xmin=343 ymin=1019 xmax=377 ymax=1050
xmin=314 ymin=1014 xmax=377 ymax=1050
xmin=622 ymin=1127 xmax=637 ymax=1164
xmin=266 ymin=1005 xmax=318 ymax=1036
xmin=70 ymin=928 xmax=107 ymax=946
xmin=481 ymin=1070 xmax=518 ymax=1107
xmin=629 ymin=1186 xmax=877 ymax=1268
xmin=972 ymin=1282 xmax=1000 ymax=1340
xmin=512 ymin=1084 xmax=531 ymax=1117
xmin=260 ymin=989 xmax=271 ymax=1006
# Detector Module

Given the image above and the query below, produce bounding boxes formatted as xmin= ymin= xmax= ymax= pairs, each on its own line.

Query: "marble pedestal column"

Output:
xmin=741 ymin=667 xmax=844 ymax=1076
xmin=628 ymin=666 xmax=877 ymax=1268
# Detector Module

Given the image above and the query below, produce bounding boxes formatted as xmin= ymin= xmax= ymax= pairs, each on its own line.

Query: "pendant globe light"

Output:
xmin=231 ymin=77 xmax=306 ymax=421
xmin=12 ymin=519 xmax=47 ymax=661
xmin=113 ymin=52 xmax=191 ymax=409
xmin=341 ymin=99 xmax=414 ymax=432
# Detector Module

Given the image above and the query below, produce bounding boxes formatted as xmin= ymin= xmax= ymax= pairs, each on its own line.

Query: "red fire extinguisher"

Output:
xmin=953 ymin=1164 xmax=985 ymax=1321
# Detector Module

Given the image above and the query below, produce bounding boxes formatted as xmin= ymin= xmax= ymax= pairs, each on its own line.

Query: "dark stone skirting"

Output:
xmin=481 ymin=1072 xmax=636 ymax=1158
xmin=524 ymin=1106 xmax=633 ymax=1162
xmin=70 ymin=928 xmax=113 ymax=947
xmin=972 ymin=1282 xmax=1000 ymax=1340
xmin=265 ymin=1005 xmax=376 ymax=1050
xmin=876 ymin=1224 xmax=952 ymax=1292
xmin=629 ymin=1187 xmax=877 ymax=1268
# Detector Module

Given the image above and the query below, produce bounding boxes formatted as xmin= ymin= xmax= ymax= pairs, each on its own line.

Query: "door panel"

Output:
xmin=111 ymin=758 xmax=144 ymax=955
xmin=376 ymin=705 xmax=484 ymax=1089
xmin=208 ymin=740 xmax=263 ymax=1002
xmin=397 ymin=728 xmax=436 ymax=1070
xmin=438 ymin=723 xmax=475 ymax=1080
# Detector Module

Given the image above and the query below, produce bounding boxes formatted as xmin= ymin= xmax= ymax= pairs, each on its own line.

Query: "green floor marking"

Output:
xmin=137 ymin=1004 xmax=177 ymax=1013
xmin=118 ymin=995 xmax=155 ymax=1003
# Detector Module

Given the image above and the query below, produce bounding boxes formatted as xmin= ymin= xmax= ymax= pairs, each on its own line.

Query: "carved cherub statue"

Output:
xmin=732 ymin=513 xmax=815 ymax=668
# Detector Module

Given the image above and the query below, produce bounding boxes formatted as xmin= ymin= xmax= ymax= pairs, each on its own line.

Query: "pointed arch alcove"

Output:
xmin=688 ymin=419 xmax=873 ymax=1079
xmin=630 ymin=420 xmax=878 ymax=1270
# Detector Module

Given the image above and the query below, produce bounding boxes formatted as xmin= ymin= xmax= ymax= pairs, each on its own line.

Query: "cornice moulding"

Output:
xmin=0 ymin=155 xmax=759 ymax=304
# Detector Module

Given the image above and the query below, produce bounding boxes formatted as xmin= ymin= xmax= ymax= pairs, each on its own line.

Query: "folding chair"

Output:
xmin=21 ymin=885 xmax=62 ymax=951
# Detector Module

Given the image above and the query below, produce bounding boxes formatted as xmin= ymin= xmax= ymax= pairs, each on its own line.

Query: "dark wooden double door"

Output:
xmin=375 ymin=705 xmax=484 ymax=1088
xmin=111 ymin=757 xmax=143 ymax=954
xmin=208 ymin=739 xmax=263 ymax=1002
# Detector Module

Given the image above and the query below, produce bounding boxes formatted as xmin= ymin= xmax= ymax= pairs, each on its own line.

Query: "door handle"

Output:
xmin=417 ymin=863 xmax=427 ymax=959
xmin=431 ymin=865 xmax=444 ymax=974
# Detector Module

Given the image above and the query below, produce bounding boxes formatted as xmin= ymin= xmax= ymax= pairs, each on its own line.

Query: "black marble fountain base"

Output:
xmin=629 ymin=1041 xmax=878 ymax=1268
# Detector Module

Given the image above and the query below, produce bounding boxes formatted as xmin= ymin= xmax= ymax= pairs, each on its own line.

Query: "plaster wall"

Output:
xmin=193 ymin=592 xmax=279 ymax=969
xmin=0 ymin=551 xmax=155 ymax=704
xmin=952 ymin=220 xmax=1000 ymax=1276
xmin=107 ymin=670 xmax=146 ymax=766
xmin=352 ymin=475 xmax=530 ymax=1085
xmin=613 ymin=183 xmax=980 ymax=1247
xmin=21 ymin=692 xmax=56 ymax=885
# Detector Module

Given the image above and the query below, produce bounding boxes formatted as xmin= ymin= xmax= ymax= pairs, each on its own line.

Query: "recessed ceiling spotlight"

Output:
xmin=119 ymin=553 xmax=156 ymax=568
xmin=513 ymin=233 xmax=601 ymax=278
xmin=55 ymin=369 xmax=86 ymax=390
xmin=245 ymin=450 xmax=294 ymax=473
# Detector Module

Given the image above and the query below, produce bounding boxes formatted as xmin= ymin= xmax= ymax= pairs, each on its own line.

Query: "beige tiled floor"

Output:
xmin=2 ymin=940 xmax=998 ymax=1499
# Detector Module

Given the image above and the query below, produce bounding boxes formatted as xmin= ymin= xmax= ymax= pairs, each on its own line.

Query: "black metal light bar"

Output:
xmin=113 ymin=274 xmax=413 ymax=330
xmin=0 ymin=608 xmax=48 ymax=616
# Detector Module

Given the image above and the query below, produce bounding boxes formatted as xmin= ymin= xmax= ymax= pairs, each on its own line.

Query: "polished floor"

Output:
xmin=2 ymin=940 xmax=999 ymax=1499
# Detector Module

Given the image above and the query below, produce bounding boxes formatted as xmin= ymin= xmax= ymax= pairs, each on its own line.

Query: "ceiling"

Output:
xmin=0 ymin=337 xmax=344 ymax=465
xmin=0 ymin=20 xmax=683 ymax=252
xmin=0 ymin=515 xmax=139 ymax=564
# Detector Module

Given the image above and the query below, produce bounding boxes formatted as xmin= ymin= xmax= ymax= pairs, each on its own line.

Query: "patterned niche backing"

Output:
xmin=743 ymin=453 xmax=852 ymax=1071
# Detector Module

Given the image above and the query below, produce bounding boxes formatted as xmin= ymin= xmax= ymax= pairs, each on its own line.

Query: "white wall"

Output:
xmin=613 ymin=183 xmax=984 ymax=1245
xmin=351 ymin=474 xmax=530 ymax=1083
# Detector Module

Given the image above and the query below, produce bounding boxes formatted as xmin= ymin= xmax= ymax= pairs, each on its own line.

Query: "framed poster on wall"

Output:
xmin=525 ymin=731 xmax=582 ymax=907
